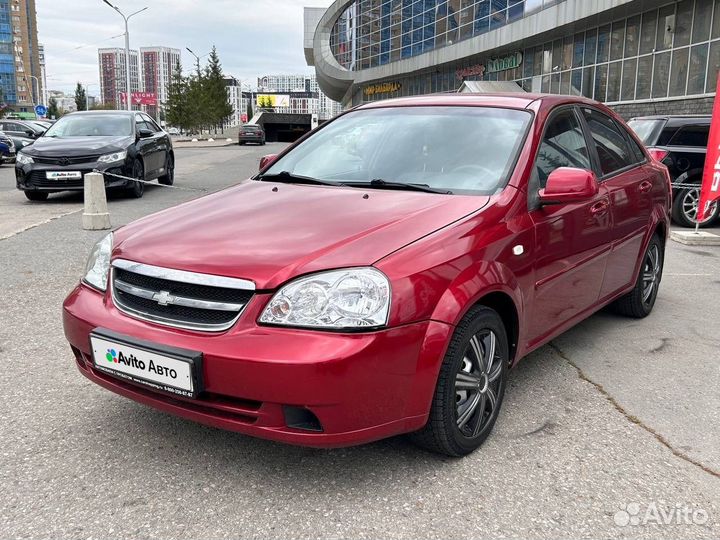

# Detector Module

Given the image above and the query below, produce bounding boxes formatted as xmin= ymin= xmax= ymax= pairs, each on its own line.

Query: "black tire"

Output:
xmin=611 ymin=235 xmax=664 ymax=318
xmin=672 ymin=187 xmax=719 ymax=228
xmin=127 ymin=159 xmax=145 ymax=198
xmin=239 ymin=141 xmax=245 ymax=146
xmin=158 ymin=153 xmax=174 ymax=186
xmin=410 ymin=305 xmax=508 ymax=457
xmin=24 ymin=191 xmax=48 ymax=202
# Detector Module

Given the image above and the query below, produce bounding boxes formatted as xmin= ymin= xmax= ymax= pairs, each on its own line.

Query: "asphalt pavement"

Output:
xmin=0 ymin=144 xmax=718 ymax=539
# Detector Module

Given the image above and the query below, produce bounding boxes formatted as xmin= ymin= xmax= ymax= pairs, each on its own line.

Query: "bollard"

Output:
xmin=82 ymin=172 xmax=111 ymax=230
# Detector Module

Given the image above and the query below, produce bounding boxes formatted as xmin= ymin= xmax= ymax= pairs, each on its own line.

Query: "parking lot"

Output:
xmin=1 ymin=144 xmax=718 ymax=539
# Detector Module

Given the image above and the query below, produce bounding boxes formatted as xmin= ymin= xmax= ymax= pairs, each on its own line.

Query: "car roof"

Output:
xmin=356 ymin=92 xmax=602 ymax=111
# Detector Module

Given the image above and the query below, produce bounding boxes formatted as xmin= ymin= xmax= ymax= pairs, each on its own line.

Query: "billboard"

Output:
xmin=119 ymin=92 xmax=158 ymax=106
xmin=256 ymin=94 xmax=290 ymax=108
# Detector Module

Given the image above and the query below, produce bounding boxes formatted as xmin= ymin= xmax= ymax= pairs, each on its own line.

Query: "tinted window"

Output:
xmin=135 ymin=115 xmax=151 ymax=132
xmin=535 ymin=109 xmax=591 ymax=188
xmin=265 ymin=106 xmax=533 ymax=195
xmin=142 ymin=114 xmax=161 ymax=132
xmin=627 ymin=118 xmax=666 ymax=145
xmin=44 ymin=115 xmax=134 ymax=137
xmin=668 ymin=125 xmax=710 ymax=147
xmin=582 ymin=108 xmax=635 ymax=175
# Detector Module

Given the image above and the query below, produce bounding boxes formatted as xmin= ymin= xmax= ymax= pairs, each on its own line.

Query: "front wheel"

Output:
xmin=410 ymin=305 xmax=508 ymax=456
xmin=611 ymin=235 xmax=664 ymax=318
xmin=672 ymin=187 xmax=719 ymax=228
xmin=126 ymin=160 xmax=145 ymax=198
xmin=24 ymin=191 xmax=49 ymax=202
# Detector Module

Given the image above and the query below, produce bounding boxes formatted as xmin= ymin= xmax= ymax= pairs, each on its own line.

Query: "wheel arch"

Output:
xmin=472 ymin=291 xmax=520 ymax=367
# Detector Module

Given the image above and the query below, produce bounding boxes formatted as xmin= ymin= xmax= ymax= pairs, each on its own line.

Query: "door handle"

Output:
xmin=590 ymin=200 xmax=609 ymax=216
xmin=639 ymin=180 xmax=653 ymax=193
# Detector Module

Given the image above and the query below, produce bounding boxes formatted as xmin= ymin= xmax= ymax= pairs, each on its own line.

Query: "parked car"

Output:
xmin=0 ymin=131 xmax=16 ymax=165
xmin=166 ymin=127 xmax=180 ymax=136
xmin=63 ymin=94 xmax=670 ymax=456
xmin=16 ymin=110 xmax=174 ymax=202
xmin=28 ymin=120 xmax=52 ymax=132
xmin=627 ymin=115 xmax=718 ymax=227
xmin=0 ymin=119 xmax=44 ymax=152
xmin=239 ymin=124 xmax=265 ymax=145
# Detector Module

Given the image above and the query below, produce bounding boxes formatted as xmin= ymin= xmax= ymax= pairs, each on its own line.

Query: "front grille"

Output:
xmin=33 ymin=154 xmax=101 ymax=165
xmin=27 ymin=170 xmax=90 ymax=188
xmin=111 ymin=259 xmax=255 ymax=332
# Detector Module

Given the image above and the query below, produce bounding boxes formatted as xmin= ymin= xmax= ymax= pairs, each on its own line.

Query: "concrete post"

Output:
xmin=82 ymin=172 xmax=111 ymax=230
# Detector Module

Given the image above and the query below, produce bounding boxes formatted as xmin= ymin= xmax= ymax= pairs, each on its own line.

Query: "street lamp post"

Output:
xmin=185 ymin=47 xmax=209 ymax=78
xmin=102 ymin=0 xmax=147 ymax=111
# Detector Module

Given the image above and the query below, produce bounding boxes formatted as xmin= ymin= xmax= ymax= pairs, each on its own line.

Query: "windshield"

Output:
xmin=44 ymin=114 xmax=133 ymax=138
xmin=264 ymin=106 xmax=532 ymax=195
xmin=627 ymin=119 xmax=666 ymax=145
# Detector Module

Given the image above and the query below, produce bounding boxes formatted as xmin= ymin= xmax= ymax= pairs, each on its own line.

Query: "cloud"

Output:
xmin=38 ymin=0 xmax=334 ymax=95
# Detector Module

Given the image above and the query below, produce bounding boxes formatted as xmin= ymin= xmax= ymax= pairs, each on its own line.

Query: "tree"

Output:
xmin=165 ymin=60 xmax=191 ymax=132
xmin=203 ymin=46 xmax=233 ymax=132
xmin=74 ymin=82 xmax=87 ymax=111
xmin=90 ymin=102 xmax=115 ymax=111
xmin=48 ymin=97 xmax=60 ymax=119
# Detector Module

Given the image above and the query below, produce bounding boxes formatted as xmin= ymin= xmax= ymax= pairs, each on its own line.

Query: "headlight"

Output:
xmin=83 ymin=233 xmax=113 ymax=291
xmin=16 ymin=152 xmax=33 ymax=165
xmin=98 ymin=150 xmax=127 ymax=164
xmin=259 ymin=268 xmax=391 ymax=329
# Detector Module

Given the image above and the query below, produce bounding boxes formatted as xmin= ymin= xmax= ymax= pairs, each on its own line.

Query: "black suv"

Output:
xmin=628 ymin=115 xmax=718 ymax=227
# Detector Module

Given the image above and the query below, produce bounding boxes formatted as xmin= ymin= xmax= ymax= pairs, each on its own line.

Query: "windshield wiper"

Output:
xmin=257 ymin=170 xmax=342 ymax=187
xmin=347 ymin=178 xmax=452 ymax=195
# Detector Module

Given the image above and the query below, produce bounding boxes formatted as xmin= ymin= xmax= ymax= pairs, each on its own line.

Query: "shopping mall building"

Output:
xmin=304 ymin=0 xmax=720 ymax=118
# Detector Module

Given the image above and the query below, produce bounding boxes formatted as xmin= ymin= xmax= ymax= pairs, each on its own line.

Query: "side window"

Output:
xmin=535 ymin=109 xmax=592 ymax=188
xmin=142 ymin=114 xmax=161 ymax=132
xmin=135 ymin=115 xmax=150 ymax=133
xmin=582 ymin=108 xmax=635 ymax=176
xmin=668 ymin=125 xmax=710 ymax=147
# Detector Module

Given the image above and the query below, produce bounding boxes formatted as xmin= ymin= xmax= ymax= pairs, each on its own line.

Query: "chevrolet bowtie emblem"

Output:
xmin=152 ymin=290 xmax=175 ymax=306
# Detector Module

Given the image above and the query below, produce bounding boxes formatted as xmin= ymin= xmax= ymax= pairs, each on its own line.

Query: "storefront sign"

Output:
xmin=486 ymin=52 xmax=523 ymax=74
xmin=456 ymin=64 xmax=486 ymax=80
xmin=456 ymin=52 xmax=523 ymax=80
xmin=364 ymin=81 xmax=401 ymax=97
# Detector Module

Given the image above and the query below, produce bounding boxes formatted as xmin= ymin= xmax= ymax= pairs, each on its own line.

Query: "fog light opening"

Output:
xmin=283 ymin=406 xmax=323 ymax=432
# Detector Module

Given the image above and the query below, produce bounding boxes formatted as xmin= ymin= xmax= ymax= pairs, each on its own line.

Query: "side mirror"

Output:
xmin=138 ymin=128 xmax=154 ymax=139
xmin=26 ymin=130 xmax=35 ymax=138
xmin=259 ymin=154 xmax=278 ymax=171
xmin=538 ymin=167 xmax=599 ymax=205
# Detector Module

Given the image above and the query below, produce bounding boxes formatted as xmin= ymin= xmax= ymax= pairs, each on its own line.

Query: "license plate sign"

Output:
xmin=47 ymin=171 xmax=82 ymax=180
xmin=90 ymin=329 xmax=202 ymax=398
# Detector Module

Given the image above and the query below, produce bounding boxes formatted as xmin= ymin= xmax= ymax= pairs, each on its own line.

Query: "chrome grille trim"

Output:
xmin=112 ymin=259 xmax=256 ymax=291
xmin=114 ymin=279 xmax=245 ymax=312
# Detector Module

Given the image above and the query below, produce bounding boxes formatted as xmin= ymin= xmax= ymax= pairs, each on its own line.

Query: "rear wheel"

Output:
xmin=672 ymin=187 xmax=719 ymax=228
xmin=410 ymin=305 xmax=508 ymax=456
xmin=126 ymin=159 xmax=145 ymax=198
xmin=24 ymin=191 xmax=48 ymax=202
xmin=158 ymin=154 xmax=174 ymax=186
xmin=611 ymin=235 xmax=663 ymax=318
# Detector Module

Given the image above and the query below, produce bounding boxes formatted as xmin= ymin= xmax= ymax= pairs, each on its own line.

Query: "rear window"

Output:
xmin=667 ymin=125 xmax=709 ymax=147
xmin=244 ymin=125 xmax=260 ymax=131
xmin=627 ymin=118 xmax=666 ymax=145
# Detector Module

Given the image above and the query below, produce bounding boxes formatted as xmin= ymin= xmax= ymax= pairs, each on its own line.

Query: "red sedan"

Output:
xmin=63 ymin=94 xmax=671 ymax=456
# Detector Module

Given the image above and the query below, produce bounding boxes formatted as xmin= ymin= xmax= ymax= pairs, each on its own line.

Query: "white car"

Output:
xmin=167 ymin=127 xmax=180 ymax=136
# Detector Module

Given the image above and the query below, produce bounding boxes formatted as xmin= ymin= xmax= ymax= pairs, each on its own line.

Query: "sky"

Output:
xmin=37 ymin=0 xmax=333 ymax=96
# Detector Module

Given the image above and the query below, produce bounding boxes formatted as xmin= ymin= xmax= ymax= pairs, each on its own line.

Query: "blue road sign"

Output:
xmin=34 ymin=105 xmax=47 ymax=117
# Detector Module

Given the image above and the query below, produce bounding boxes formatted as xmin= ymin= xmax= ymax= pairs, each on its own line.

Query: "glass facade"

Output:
xmin=331 ymin=0 xmax=561 ymax=71
xmin=342 ymin=0 xmax=720 ymax=109
xmin=0 ymin=1 xmax=17 ymax=105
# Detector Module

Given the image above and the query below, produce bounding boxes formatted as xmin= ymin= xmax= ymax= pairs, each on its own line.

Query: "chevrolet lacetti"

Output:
xmin=63 ymin=94 xmax=671 ymax=456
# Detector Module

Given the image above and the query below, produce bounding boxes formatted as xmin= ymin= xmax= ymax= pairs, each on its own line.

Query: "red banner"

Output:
xmin=698 ymin=73 xmax=720 ymax=221
xmin=119 ymin=92 xmax=157 ymax=106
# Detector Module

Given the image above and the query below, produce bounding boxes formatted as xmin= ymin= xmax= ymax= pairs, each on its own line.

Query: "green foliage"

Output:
xmin=89 ymin=102 xmax=116 ymax=111
xmin=163 ymin=47 xmax=234 ymax=133
xmin=47 ymin=97 xmax=61 ymax=119
xmin=74 ymin=82 xmax=87 ymax=111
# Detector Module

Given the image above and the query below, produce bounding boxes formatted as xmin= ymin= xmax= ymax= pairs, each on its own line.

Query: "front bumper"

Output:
xmin=16 ymin=160 xmax=128 ymax=193
xmin=63 ymin=283 xmax=452 ymax=447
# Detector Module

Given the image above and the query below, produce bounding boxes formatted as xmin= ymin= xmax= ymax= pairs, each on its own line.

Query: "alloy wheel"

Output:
xmin=454 ymin=330 xmax=502 ymax=438
xmin=682 ymin=188 xmax=716 ymax=225
xmin=641 ymin=243 xmax=661 ymax=305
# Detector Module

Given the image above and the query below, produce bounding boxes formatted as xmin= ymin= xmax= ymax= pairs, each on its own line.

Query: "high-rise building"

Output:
xmin=255 ymin=73 xmax=342 ymax=120
xmin=0 ymin=0 xmax=41 ymax=117
xmin=98 ymin=47 xmax=140 ymax=109
xmin=258 ymin=74 xmax=312 ymax=93
xmin=38 ymin=42 xmax=47 ymax=106
xmin=140 ymin=46 xmax=181 ymax=118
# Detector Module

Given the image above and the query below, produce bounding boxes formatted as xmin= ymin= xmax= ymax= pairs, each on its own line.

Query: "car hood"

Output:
xmin=24 ymin=135 xmax=132 ymax=156
xmin=113 ymin=181 xmax=490 ymax=289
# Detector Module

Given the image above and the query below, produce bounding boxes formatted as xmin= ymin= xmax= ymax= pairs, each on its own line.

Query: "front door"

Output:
xmin=527 ymin=107 xmax=612 ymax=344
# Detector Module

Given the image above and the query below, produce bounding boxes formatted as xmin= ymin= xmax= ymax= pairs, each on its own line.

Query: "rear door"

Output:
xmin=528 ymin=106 xmax=612 ymax=343
xmin=142 ymin=114 xmax=169 ymax=174
xmin=580 ymin=107 xmax=655 ymax=298
xmin=134 ymin=114 xmax=160 ymax=177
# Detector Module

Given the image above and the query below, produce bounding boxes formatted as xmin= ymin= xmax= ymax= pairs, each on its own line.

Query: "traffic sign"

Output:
xmin=34 ymin=105 xmax=47 ymax=117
